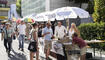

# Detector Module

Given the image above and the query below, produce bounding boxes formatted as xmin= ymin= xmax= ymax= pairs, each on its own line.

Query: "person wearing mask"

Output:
xmin=17 ymin=21 xmax=26 ymax=51
xmin=72 ymin=33 xmax=87 ymax=60
xmin=54 ymin=22 xmax=67 ymax=39
xmin=42 ymin=22 xmax=54 ymax=60
xmin=1 ymin=22 xmax=14 ymax=54
xmin=28 ymin=23 xmax=39 ymax=60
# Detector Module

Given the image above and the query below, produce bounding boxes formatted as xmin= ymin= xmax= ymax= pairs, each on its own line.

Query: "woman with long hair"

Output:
xmin=69 ymin=23 xmax=82 ymax=60
xmin=69 ymin=23 xmax=80 ymax=40
xmin=28 ymin=23 xmax=39 ymax=60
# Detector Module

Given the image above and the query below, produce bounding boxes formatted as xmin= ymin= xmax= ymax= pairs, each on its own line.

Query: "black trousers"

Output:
xmin=56 ymin=54 xmax=66 ymax=60
xmin=56 ymin=45 xmax=67 ymax=60
xmin=4 ymin=38 xmax=12 ymax=52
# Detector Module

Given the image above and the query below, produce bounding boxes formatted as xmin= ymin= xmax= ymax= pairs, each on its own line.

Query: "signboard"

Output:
xmin=8 ymin=4 xmax=18 ymax=20
xmin=0 ymin=0 xmax=7 ymax=4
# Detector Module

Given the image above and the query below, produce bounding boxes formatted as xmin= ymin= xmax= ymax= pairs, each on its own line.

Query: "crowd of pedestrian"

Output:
xmin=0 ymin=20 xmax=87 ymax=60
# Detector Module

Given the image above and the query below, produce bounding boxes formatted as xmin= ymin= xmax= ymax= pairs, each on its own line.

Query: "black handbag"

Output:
xmin=28 ymin=41 xmax=37 ymax=52
xmin=68 ymin=50 xmax=80 ymax=55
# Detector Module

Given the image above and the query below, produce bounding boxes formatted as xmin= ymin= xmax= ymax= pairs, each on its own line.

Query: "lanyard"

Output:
xmin=6 ymin=29 xmax=8 ymax=38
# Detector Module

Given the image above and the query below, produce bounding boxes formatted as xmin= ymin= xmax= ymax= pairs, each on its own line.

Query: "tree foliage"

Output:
xmin=92 ymin=0 xmax=105 ymax=22
xmin=74 ymin=0 xmax=89 ymax=8
xmin=86 ymin=1 xmax=94 ymax=14
xmin=74 ymin=0 xmax=89 ymax=3
xmin=16 ymin=0 xmax=21 ymax=17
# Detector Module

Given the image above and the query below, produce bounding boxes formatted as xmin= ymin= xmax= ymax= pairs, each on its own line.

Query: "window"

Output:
xmin=0 ymin=4 xmax=6 ymax=7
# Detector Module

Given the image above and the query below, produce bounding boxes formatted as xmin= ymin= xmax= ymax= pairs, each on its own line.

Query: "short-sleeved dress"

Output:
xmin=28 ymin=29 xmax=38 ymax=52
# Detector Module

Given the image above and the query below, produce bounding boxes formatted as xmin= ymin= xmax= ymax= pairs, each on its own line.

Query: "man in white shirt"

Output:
xmin=54 ymin=22 xmax=67 ymax=39
xmin=17 ymin=21 xmax=26 ymax=51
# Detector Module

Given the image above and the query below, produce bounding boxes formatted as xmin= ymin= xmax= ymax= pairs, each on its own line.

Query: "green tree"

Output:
xmin=16 ymin=0 xmax=21 ymax=17
xmin=86 ymin=1 xmax=94 ymax=14
xmin=74 ymin=0 xmax=89 ymax=8
xmin=92 ymin=0 xmax=105 ymax=22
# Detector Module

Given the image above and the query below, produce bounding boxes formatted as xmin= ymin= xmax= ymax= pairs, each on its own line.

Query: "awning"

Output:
xmin=0 ymin=8 xmax=10 ymax=11
xmin=0 ymin=16 xmax=8 ymax=20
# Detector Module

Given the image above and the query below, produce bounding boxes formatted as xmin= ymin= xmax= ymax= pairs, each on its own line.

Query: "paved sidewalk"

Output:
xmin=0 ymin=39 xmax=29 ymax=60
xmin=0 ymin=34 xmax=55 ymax=60
xmin=0 ymin=33 xmax=105 ymax=60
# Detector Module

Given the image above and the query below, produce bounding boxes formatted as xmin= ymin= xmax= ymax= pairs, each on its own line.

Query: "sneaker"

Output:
xmin=6 ymin=49 xmax=8 ymax=53
xmin=33 ymin=56 xmax=35 ymax=58
xmin=21 ymin=49 xmax=24 ymax=52
xmin=46 ymin=57 xmax=52 ymax=60
xmin=8 ymin=51 xmax=10 ymax=55
xmin=18 ymin=48 xmax=21 ymax=50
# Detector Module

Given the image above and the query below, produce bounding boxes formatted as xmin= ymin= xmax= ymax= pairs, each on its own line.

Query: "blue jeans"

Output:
xmin=18 ymin=34 xmax=25 ymax=49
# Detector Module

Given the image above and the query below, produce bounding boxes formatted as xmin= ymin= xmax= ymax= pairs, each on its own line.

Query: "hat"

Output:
xmin=6 ymin=22 xmax=10 ymax=25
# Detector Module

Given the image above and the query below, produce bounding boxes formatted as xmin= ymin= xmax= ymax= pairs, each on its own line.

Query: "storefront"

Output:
xmin=0 ymin=8 xmax=9 ymax=20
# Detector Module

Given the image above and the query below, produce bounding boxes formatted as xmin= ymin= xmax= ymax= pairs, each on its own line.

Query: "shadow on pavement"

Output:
xmin=8 ymin=49 xmax=27 ymax=60
xmin=86 ymin=57 xmax=105 ymax=60
xmin=24 ymin=40 xmax=30 ymax=44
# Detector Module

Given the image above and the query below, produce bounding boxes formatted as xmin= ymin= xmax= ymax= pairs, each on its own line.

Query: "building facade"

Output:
xmin=21 ymin=0 xmax=88 ymax=17
xmin=0 ymin=0 xmax=16 ymax=20
xmin=21 ymin=0 xmax=46 ymax=17
xmin=0 ymin=0 xmax=9 ymax=20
